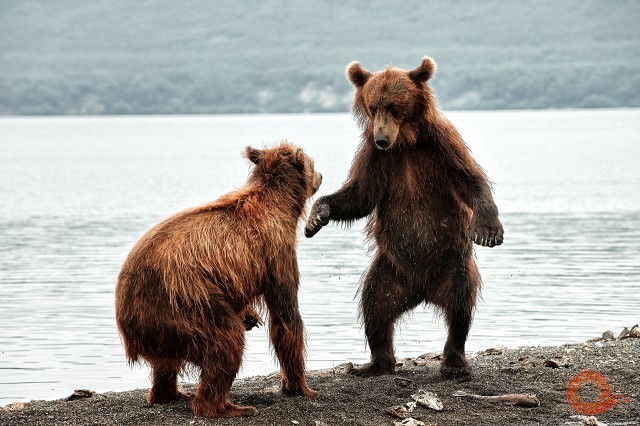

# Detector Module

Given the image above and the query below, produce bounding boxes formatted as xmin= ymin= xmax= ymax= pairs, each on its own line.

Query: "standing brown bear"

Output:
xmin=305 ymin=57 xmax=504 ymax=378
xmin=116 ymin=142 xmax=321 ymax=418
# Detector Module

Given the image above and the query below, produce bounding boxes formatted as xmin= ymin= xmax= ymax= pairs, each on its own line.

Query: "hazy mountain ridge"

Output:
xmin=1 ymin=0 xmax=639 ymax=114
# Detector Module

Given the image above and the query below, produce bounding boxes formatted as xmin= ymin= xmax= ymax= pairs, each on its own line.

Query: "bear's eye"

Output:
xmin=369 ymin=106 xmax=377 ymax=116
xmin=388 ymin=104 xmax=399 ymax=115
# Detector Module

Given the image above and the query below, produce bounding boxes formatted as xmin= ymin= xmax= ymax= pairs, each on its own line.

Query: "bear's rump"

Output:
xmin=116 ymin=264 xmax=246 ymax=362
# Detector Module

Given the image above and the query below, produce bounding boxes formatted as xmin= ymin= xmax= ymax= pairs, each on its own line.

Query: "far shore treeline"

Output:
xmin=1 ymin=0 xmax=639 ymax=115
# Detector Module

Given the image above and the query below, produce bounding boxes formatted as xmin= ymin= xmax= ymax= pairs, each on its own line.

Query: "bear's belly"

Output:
xmin=370 ymin=199 xmax=468 ymax=273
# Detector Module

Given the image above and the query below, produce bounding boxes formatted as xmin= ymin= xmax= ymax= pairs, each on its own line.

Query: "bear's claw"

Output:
xmin=440 ymin=354 xmax=472 ymax=378
xmin=242 ymin=311 xmax=262 ymax=331
xmin=440 ymin=364 xmax=472 ymax=378
xmin=305 ymin=202 xmax=330 ymax=238
xmin=347 ymin=362 xmax=393 ymax=377
xmin=469 ymin=219 xmax=504 ymax=247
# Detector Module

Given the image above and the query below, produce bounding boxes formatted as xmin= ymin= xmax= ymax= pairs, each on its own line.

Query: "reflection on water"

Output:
xmin=0 ymin=111 xmax=639 ymax=403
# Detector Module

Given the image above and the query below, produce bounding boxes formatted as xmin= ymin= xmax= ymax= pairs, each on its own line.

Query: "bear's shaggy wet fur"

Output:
xmin=306 ymin=57 xmax=504 ymax=378
xmin=116 ymin=142 xmax=321 ymax=418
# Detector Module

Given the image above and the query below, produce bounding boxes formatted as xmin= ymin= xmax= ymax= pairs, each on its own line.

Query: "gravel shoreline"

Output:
xmin=2 ymin=335 xmax=638 ymax=426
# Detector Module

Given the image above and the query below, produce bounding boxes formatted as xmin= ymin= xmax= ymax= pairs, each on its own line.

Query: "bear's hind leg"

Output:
xmin=437 ymin=255 xmax=479 ymax=378
xmin=191 ymin=320 xmax=257 ymax=418
xmin=349 ymin=254 xmax=424 ymax=377
xmin=147 ymin=358 xmax=191 ymax=404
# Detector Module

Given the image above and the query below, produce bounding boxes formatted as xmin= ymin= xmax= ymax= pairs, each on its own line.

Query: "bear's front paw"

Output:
xmin=469 ymin=219 xmax=504 ymax=248
xmin=243 ymin=313 xmax=261 ymax=331
xmin=242 ymin=306 xmax=263 ymax=331
xmin=304 ymin=202 xmax=330 ymax=238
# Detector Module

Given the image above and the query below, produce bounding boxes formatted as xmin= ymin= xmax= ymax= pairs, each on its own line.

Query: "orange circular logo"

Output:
xmin=566 ymin=370 xmax=618 ymax=415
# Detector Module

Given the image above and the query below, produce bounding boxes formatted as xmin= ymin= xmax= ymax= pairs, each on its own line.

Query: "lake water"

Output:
xmin=0 ymin=110 xmax=639 ymax=404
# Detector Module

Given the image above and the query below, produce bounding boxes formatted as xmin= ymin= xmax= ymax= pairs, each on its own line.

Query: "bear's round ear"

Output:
xmin=408 ymin=56 xmax=437 ymax=85
xmin=244 ymin=146 xmax=262 ymax=165
xmin=346 ymin=61 xmax=372 ymax=89
xmin=291 ymin=147 xmax=306 ymax=172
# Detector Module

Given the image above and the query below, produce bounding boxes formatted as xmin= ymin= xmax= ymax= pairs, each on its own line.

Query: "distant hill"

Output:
xmin=1 ymin=0 xmax=639 ymax=115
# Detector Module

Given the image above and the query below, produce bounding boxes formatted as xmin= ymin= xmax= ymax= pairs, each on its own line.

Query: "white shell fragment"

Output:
xmin=411 ymin=389 xmax=443 ymax=411
xmin=394 ymin=418 xmax=426 ymax=426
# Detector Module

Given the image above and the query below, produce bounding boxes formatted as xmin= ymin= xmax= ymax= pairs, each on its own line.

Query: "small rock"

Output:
xmin=602 ymin=330 xmax=615 ymax=341
xmin=544 ymin=359 xmax=560 ymax=368
xmin=292 ymin=421 xmax=299 ymax=425
xmin=616 ymin=327 xmax=630 ymax=340
xmin=418 ymin=352 xmax=443 ymax=361
xmin=336 ymin=362 xmax=354 ymax=374
xmin=501 ymin=366 xmax=524 ymax=374
xmin=583 ymin=417 xmax=600 ymax=426
xmin=569 ymin=415 xmax=607 ymax=426
xmin=66 ymin=389 xmax=95 ymax=401
xmin=625 ymin=324 xmax=640 ymax=338
xmin=393 ymin=377 xmax=416 ymax=388
xmin=385 ymin=404 xmax=408 ymax=419
xmin=1 ymin=401 xmax=32 ymax=412
xmin=479 ymin=346 xmax=507 ymax=356
xmin=262 ymin=384 xmax=281 ymax=394
xmin=544 ymin=357 xmax=571 ymax=368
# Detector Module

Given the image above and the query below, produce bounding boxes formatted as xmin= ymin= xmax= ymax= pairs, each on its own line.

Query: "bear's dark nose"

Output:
xmin=374 ymin=137 xmax=390 ymax=150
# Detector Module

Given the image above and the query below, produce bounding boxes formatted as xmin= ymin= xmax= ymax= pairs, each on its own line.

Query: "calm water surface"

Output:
xmin=0 ymin=110 xmax=639 ymax=403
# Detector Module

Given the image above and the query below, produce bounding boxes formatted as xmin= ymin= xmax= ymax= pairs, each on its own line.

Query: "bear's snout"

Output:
xmin=310 ymin=171 xmax=322 ymax=195
xmin=374 ymin=136 xmax=390 ymax=150
xmin=372 ymin=110 xmax=399 ymax=150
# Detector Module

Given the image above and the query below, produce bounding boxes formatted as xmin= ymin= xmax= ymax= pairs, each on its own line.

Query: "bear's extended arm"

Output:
xmin=434 ymin=119 xmax=504 ymax=247
xmin=305 ymin=144 xmax=385 ymax=238
xmin=304 ymin=182 xmax=376 ymax=238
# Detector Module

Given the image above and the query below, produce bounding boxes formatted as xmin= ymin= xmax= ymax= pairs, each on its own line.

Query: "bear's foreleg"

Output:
xmin=265 ymin=286 xmax=318 ymax=398
xmin=349 ymin=254 xmax=425 ymax=377
xmin=452 ymin=168 xmax=504 ymax=247
xmin=305 ymin=184 xmax=376 ymax=238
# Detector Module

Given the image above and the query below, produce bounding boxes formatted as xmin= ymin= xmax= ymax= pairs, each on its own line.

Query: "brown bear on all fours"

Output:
xmin=305 ymin=57 xmax=504 ymax=378
xmin=115 ymin=142 xmax=321 ymax=418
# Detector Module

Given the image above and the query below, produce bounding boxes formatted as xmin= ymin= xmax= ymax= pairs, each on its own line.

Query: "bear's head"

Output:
xmin=244 ymin=142 xmax=322 ymax=199
xmin=347 ymin=56 xmax=437 ymax=150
